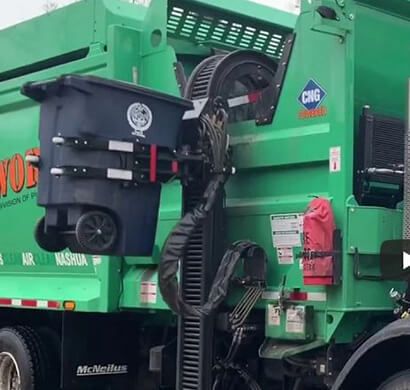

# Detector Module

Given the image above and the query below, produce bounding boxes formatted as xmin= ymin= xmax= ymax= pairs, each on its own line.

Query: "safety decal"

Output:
xmin=140 ymin=282 xmax=157 ymax=304
xmin=140 ymin=269 xmax=158 ymax=304
xmin=329 ymin=146 xmax=341 ymax=173
xmin=277 ymin=247 xmax=294 ymax=265
xmin=270 ymin=213 xmax=303 ymax=248
xmin=286 ymin=306 xmax=306 ymax=334
xmin=298 ymin=79 xmax=328 ymax=119
xmin=268 ymin=305 xmax=281 ymax=326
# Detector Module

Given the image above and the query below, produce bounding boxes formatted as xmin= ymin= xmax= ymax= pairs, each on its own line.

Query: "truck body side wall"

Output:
xmin=0 ymin=0 xmax=179 ymax=313
xmin=226 ymin=1 xmax=406 ymax=345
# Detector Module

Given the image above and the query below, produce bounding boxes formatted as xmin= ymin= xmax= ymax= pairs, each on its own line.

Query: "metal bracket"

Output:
xmin=174 ymin=61 xmax=187 ymax=96
xmin=311 ymin=3 xmax=353 ymax=39
xmin=353 ymin=248 xmax=383 ymax=281
xmin=255 ymin=33 xmax=296 ymax=126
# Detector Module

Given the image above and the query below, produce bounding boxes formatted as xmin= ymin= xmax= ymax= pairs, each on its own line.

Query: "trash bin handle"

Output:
xmin=21 ymin=75 xmax=93 ymax=102
xmin=21 ymin=78 xmax=59 ymax=102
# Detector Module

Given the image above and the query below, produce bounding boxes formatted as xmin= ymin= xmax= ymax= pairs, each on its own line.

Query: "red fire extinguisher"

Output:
xmin=303 ymin=198 xmax=336 ymax=286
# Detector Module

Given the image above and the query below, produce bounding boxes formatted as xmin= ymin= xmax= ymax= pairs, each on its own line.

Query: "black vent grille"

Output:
xmin=371 ymin=116 xmax=404 ymax=168
xmin=167 ymin=4 xmax=287 ymax=58
xmin=355 ymin=107 xmax=404 ymax=207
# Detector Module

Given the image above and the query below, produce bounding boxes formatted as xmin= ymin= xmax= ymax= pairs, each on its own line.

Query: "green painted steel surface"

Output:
xmin=0 ymin=0 xmax=180 ymax=313
xmin=0 ymin=0 xmax=409 ymax=354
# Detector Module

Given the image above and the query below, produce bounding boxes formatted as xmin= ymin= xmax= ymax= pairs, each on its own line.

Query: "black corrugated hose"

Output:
xmin=158 ymin=109 xmax=265 ymax=389
xmin=158 ymin=108 xmax=267 ymax=318
xmin=157 ymin=173 xmax=227 ymax=317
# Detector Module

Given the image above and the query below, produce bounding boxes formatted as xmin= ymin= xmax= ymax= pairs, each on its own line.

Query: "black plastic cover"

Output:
xmin=22 ymin=75 xmax=193 ymax=149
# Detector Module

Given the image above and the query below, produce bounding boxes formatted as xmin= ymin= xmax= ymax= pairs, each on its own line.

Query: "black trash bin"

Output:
xmin=22 ymin=74 xmax=193 ymax=256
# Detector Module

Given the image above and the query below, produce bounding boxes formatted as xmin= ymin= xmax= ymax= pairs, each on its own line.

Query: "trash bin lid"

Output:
xmin=22 ymin=74 xmax=194 ymax=111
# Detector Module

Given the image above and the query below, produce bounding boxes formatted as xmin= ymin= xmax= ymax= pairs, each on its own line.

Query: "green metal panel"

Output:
xmin=0 ymin=0 xmax=180 ymax=313
xmin=347 ymin=205 xmax=402 ymax=255
xmin=224 ymin=0 xmax=352 ymax=344
xmin=357 ymin=0 xmax=410 ymax=20
xmin=0 ymin=1 xmax=95 ymax=78
xmin=354 ymin=3 xmax=410 ymax=118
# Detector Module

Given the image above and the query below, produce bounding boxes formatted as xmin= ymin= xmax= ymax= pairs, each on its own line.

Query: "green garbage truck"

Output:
xmin=0 ymin=0 xmax=410 ymax=389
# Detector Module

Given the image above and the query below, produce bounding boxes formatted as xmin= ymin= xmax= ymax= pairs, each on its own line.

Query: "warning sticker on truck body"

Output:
xmin=140 ymin=269 xmax=157 ymax=304
xmin=140 ymin=282 xmax=157 ymax=304
xmin=268 ymin=305 xmax=281 ymax=326
xmin=271 ymin=213 xmax=303 ymax=248
xmin=286 ymin=306 xmax=306 ymax=334
xmin=329 ymin=146 xmax=341 ymax=173
xmin=277 ymin=247 xmax=294 ymax=265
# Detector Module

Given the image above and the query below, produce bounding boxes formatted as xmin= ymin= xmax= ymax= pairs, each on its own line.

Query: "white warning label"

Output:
xmin=271 ymin=213 xmax=303 ymax=248
xmin=329 ymin=146 xmax=341 ymax=173
xmin=277 ymin=247 xmax=294 ymax=265
xmin=140 ymin=282 xmax=157 ymax=304
xmin=286 ymin=306 xmax=306 ymax=334
xmin=268 ymin=305 xmax=281 ymax=326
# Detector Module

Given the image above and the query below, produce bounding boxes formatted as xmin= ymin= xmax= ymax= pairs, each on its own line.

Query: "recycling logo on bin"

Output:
xmin=127 ymin=102 xmax=153 ymax=138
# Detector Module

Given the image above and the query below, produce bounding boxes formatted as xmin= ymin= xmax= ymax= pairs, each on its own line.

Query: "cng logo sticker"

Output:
xmin=298 ymin=79 xmax=328 ymax=119
xmin=299 ymin=79 xmax=326 ymax=110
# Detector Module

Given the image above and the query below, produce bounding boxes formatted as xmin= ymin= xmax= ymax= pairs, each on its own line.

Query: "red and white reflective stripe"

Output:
xmin=228 ymin=91 xmax=262 ymax=108
xmin=262 ymin=291 xmax=327 ymax=302
xmin=0 ymin=298 xmax=60 ymax=309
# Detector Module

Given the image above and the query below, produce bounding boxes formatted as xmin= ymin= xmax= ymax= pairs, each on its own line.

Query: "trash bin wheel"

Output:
xmin=35 ymin=217 xmax=67 ymax=253
xmin=75 ymin=210 xmax=117 ymax=253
